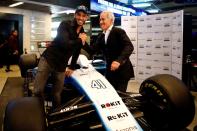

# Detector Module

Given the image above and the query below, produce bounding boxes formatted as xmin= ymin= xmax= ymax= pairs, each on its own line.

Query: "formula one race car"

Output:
xmin=3 ymin=54 xmax=195 ymax=131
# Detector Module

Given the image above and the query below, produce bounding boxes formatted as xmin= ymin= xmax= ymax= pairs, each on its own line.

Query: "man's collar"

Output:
xmin=103 ymin=24 xmax=113 ymax=34
xmin=108 ymin=24 xmax=113 ymax=31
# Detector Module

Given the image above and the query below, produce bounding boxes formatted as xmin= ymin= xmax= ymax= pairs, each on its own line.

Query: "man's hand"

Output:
xmin=79 ymin=33 xmax=87 ymax=45
xmin=13 ymin=50 xmax=19 ymax=55
xmin=111 ymin=61 xmax=120 ymax=71
xmin=65 ymin=68 xmax=74 ymax=77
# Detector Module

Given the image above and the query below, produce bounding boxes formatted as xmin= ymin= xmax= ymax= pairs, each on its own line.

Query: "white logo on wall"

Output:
xmin=121 ymin=10 xmax=183 ymax=81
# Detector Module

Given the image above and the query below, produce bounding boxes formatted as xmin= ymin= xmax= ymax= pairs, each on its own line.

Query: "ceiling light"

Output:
xmin=141 ymin=12 xmax=147 ymax=16
xmin=92 ymin=28 xmax=102 ymax=31
xmin=90 ymin=15 xmax=98 ymax=18
xmin=86 ymin=20 xmax=91 ymax=23
xmin=53 ymin=10 xmax=75 ymax=15
xmin=132 ymin=0 xmax=154 ymax=3
xmin=9 ymin=2 xmax=24 ymax=7
xmin=146 ymin=9 xmax=159 ymax=13
xmin=132 ymin=3 xmax=151 ymax=8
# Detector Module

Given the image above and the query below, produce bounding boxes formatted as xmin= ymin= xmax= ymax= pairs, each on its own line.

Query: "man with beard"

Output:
xmin=34 ymin=5 xmax=89 ymax=108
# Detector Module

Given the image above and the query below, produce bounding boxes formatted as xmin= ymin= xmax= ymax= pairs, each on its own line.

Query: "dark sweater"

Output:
xmin=43 ymin=19 xmax=84 ymax=72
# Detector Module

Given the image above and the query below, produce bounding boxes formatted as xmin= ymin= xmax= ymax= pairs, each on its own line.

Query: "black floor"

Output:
xmin=0 ymin=77 xmax=24 ymax=131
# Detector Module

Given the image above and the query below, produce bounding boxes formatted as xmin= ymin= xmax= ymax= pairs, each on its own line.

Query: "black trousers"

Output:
xmin=5 ymin=53 xmax=12 ymax=70
xmin=107 ymin=75 xmax=129 ymax=92
xmin=5 ymin=53 xmax=19 ymax=70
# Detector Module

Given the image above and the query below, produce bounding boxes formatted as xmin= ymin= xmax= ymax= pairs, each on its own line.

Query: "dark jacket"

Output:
xmin=6 ymin=34 xmax=18 ymax=55
xmin=43 ymin=19 xmax=84 ymax=72
xmin=85 ymin=26 xmax=134 ymax=81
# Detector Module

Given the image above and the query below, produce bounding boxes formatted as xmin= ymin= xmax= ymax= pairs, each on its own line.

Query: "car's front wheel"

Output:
xmin=139 ymin=74 xmax=195 ymax=130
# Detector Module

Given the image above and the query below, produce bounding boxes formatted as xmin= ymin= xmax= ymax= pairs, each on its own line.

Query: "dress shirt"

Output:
xmin=103 ymin=24 xmax=113 ymax=44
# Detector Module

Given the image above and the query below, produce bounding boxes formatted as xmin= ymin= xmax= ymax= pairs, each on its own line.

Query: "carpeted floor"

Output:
xmin=0 ymin=77 xmax=24 ymax=131
xmin=0 ymin=78 xmax=6 ymax=95
xmin=0 ymin=65 xmax=21 ymax=94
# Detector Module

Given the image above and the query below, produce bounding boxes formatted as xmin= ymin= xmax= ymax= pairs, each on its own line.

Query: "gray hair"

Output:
xmin=101 ymin=10 xmax=115 ymax=24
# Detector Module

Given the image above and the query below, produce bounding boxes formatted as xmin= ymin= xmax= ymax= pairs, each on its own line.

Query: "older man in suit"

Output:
xmin=88 ymin=10 xmax=134 ymax=92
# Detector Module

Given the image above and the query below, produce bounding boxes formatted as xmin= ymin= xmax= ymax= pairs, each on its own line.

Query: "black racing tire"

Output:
xmin=139 ymin=74 xmax=195 ymax=130
xmin=4 ymin=97 xmax=46 ymax=131
xmin=19 ymin=53 xmax=38 ymax=78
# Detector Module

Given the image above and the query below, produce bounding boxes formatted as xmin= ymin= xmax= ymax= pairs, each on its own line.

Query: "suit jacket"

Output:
xmin=85 ymin=26 xmax=134 ymax=81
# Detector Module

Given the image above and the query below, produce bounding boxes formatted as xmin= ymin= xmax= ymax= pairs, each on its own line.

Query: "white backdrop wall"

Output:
xmin=121 ymin=10 xmax=183 ymax=83
xmin=121 ymin=16 xmax=138 ymax=81
xmin=0 ymin=7 xmax=52 ymax=56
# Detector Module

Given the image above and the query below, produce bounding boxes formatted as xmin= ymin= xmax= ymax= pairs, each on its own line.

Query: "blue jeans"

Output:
xmin=34 ymin=56 xmax=65 ymax=107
